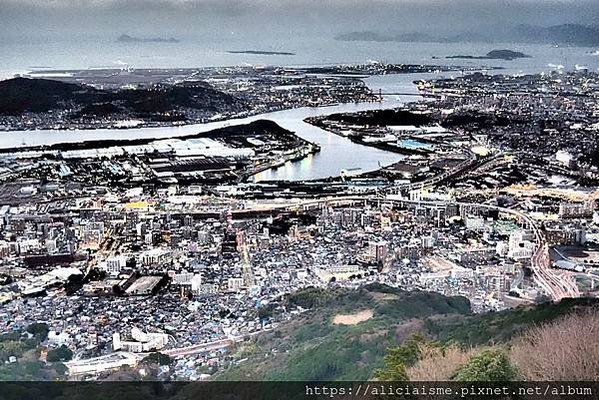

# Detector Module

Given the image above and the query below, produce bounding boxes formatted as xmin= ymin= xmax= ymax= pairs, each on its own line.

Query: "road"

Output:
xmin=243 ymin=195 xmax=580 ymax=302
xmin=163 ymin=330 xmax=267 ymax=357
xmin=163 ymin=338 xmax=233 ymax=357
xmin=383 ymin=152 xmax=508 ymax=194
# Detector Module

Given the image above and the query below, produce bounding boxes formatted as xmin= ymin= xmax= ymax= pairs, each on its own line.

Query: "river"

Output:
xmin=0 ymin=60 xmax=591 ymax=181
xmin=1 ymin=73 xmax=438 ymax=181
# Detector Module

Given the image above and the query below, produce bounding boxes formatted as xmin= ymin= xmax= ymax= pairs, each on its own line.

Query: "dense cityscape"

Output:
xmin=0 ymin=61 xmax=598 ymax=383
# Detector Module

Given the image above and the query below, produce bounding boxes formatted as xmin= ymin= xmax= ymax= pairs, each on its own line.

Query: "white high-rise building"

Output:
xmin=105 ymin=256 xmax=127 ymax=275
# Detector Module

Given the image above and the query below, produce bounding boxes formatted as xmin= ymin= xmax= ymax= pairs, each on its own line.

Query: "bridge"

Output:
xmin=377 ymin=91 xmax=440 ymax=97
xmin=382 ymin=152 xmax=509 ymax=195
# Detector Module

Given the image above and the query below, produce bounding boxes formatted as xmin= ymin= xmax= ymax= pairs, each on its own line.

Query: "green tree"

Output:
xmin=373 ymin=333 xmax=430 ymax=381
xmin=23 ymin=361 xmax=42 ymax=377
xmin=0 ymin=340 xmax=26 ymax=361
xmin=25 ymin=323 xmax=49 ymax=342
xmin=53 ymin=362 xmax=68 ymax=376
xmin=452 ymin=348 xmax=518 ymax=381
xmin=46 ymin=345 xmax=73 ymax=362
xmin=0 ymin=332 xmax=20 ymax=342
xmin=142 ymin=352 xmax=171 ymax=366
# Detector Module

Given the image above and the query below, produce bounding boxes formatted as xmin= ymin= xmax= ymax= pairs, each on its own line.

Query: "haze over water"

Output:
xmin=2 ymin=40 xmax=599 ymax=181
xmin=2 ymin=38 xmax=599 ymax=79
xmin=2 ymin=0 xmax=599 ymax=181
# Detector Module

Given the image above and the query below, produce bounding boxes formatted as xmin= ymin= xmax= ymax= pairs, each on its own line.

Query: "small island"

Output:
xmin=227 ymin=50 xmax=295 ymax=56
xmin=116 ymin=34 xmax=180 ymax=43
xmin=447 ymin=49 xmax=531 ymax=61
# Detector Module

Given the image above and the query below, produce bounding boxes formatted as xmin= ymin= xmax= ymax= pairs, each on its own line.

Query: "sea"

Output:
xmin=1 ymin=36 xmax=598 ymax=78
xmin=1 ymin=37 xmax=598 ymax=181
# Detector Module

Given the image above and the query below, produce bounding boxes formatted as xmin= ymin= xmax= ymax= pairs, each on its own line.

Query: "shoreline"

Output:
xmin=0 ymin=119 xmax=315 ymax=155
xmin=305 ymin=116 xmax=433 ymax=157
xmin=0 ymin=69 xmax=434 ymax=182
xmin=0 ymin=100 xmax=376 ymax=135
xmin=0 ymin=63 xmax=478 ymax=139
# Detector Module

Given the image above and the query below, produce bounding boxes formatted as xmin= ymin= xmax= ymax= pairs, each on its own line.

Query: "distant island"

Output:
xmin=116 ymin=34 xmax=180 ymax=43
xmin=447 ymin=50 xmax=531 ymax=61
xmin=227 ymin=50 xmax=295 ymax=56
xmin=335 ymin=23 xmax=599 ymax=47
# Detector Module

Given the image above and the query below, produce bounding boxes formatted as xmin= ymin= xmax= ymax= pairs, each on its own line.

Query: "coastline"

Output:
xmin=0 ymin=119 xmax=301 ymax=154
xmin=0 ymin=63 xmax=475 ymax=137
xmin=0 ymin=71 xmax=432 ymax=181
xmin=304 ymin=116 xmax=432 ymax=157
xmin=0 ymin=99 xmax=380 ymax=135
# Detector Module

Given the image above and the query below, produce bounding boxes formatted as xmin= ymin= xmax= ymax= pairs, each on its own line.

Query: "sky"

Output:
xmin=1 ymin=0 xmax=598 ymax=42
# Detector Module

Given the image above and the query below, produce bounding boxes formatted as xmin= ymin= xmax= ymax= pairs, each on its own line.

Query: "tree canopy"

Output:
xmin=452 ymin=348 xmax=518 ymax=381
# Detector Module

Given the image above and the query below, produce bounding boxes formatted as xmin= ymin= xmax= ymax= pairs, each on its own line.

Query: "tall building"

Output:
xmin=104 ymin=256 xmax=127 ymax=275
xmin=507 ymin=231 xmax=535 ymax=260
xmin=112 ymin=327 xmax=169 ymax=352
xmin=369 ymin=241 xmax=388 ymax=264
xmin=421 ymin=236 xmax=435 ymax=249
xmin=559 ymin=201 xmax=594 ymax=219
xmin=172 ymin=272 xmax=202 ymax=295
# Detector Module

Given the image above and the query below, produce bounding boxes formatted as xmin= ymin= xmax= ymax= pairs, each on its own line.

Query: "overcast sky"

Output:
xmin=1 ymin=0 xmax=598 ymax=41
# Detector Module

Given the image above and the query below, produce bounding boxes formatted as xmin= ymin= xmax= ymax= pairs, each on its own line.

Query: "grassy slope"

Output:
xmin=216 ymin=284 xmax=599 ymax=381
xmin=428 ymin=297 xmax=599 ymax=345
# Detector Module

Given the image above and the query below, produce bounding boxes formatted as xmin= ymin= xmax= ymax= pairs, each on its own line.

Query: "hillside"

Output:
xmin=0 ymin=77 xmax=246 ymax=118
xmin=216 ymin=284 xmax=599 ymax=381
xmin=513 ymin=24 xmax=599 ymax=47
xmin=320 ymin=109 xmax=432 ymax=127
xmin=335 ymin=24 xmax=599 ymax=46
xmin=0 ymin=78 xmax=105 ymax=115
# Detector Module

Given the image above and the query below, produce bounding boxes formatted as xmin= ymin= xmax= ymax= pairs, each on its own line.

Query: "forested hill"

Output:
xmin=0 ymin=77 xmax=246 ymax=117
xmin=215 ymin=284 xmax=599 ymax=381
